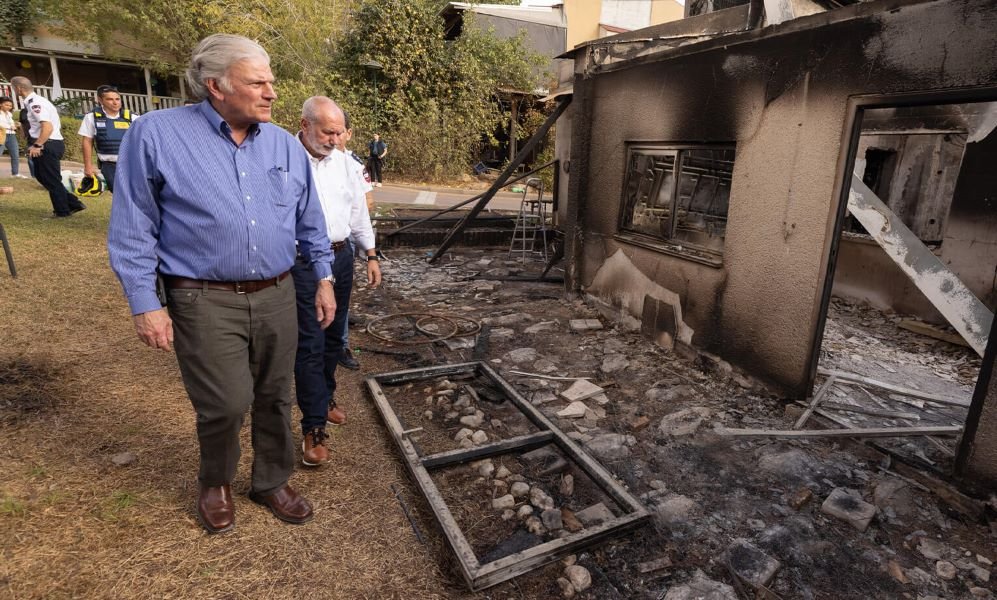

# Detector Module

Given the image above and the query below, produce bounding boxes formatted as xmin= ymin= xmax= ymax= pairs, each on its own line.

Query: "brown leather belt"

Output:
xmin=331 ymin=240 xmax=347 ymax=252
xmin=164 ymin=271 xmax=290 ymax=294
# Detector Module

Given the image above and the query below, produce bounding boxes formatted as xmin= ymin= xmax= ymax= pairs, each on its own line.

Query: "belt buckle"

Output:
xmin=234 ymin=281 xmax=247 ymax=294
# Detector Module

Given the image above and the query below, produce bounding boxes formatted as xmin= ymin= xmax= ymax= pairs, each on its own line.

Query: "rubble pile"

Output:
xmin=353 ymin=250 xmax=994 ymax=599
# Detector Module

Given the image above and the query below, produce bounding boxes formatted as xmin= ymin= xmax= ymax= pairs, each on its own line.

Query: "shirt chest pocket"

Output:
xmin=268 ymin=167 xmax=304 ymax=210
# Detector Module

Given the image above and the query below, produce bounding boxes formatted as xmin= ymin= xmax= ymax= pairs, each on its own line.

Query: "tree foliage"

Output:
xmin=40 ymin=0 xmax=547 ymax=180
xmin=0 ymin=1 xmax=44 ymax=46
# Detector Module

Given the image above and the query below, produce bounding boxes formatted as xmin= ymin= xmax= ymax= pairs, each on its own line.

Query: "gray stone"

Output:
xmin=574 ymin=502 xmax=614 ymax=526
xmin=525 ymin=515 xmax=544 ymax=535
xmin=565 ymin=565 xmax=591 ymax=592
xmin=584 ymin=433 xmax=632 ymax=461
xmin=917 ymin=538 xmax=949 ymax=561
xmin=476 ymin=460 xmax=495 ymax=478
xmin=757 ymin=449 xmax=818 ymax=482
xmin=658 ymin=406 xmax=712 ymax=437
xmin=725 ymin=539 xmax=781 ymax=589
xmin=542 ymin=508 xmax=563 ymax=531
xmin=492 ymin=494 xmax=515 ymax=510
xmin=482 ymin=313 xmax=528 ymax=327
xmin=504 ymin=347 xmax=538 ymax=364
xmin=873 ymin=478 xmax=916 ymax=517
xmin=531 ymin=391 xmax=559 ymax=405
xmin=519 ymin=446 xmax=569 ymax=475
xmin=645 ymin=384 xmax=698 ymax=404
xmin=654 ymin=493 xmax=700 ymax=525
xmin=556 ymin=577 xmax=575 ymax=598
xmin=557 ymin=401 xmax=590 ymax=419
xmin=525 ymin=321 xmax=558 ymax=334
xmin=111 ymin=452 xmax=137 ymax=467
xmin=662 ymin=570 xmax=738 ymax=600
xmin=560 ymin=379 xmax=605 ymax=402
xmin=495 ymin=465 xmax=511 ymax=479
xmin=491 ymin=328 xmax=515 ymax=340
xmin=601 ymin=354 xmax=630 ymax=373
xmin=530 ymin=486 xmax=555 ymax=511
xmin=517 ymin=505 xmax=534 ymax=519
xmin=560 ymin=474 xmax=574 ymax=497
xmin=936 ymin=561 xmax=957 ymax=580
xmin=441 ymin=336 xmax=475 ymax=350
xmin=471 ymin=430 xmax=489 ymax=445
xmin=820 ymin=488 xmax=877 ymax=532
xmin=570 ymin=319 xmax=602 ymax=332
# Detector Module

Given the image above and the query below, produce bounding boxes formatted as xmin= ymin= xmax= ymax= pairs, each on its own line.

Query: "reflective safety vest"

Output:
xmin=93 ymin=108 xmax=133 ymax=156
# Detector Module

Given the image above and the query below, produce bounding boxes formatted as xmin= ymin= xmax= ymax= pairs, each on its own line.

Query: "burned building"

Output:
xmin=558 ymin=0 xmax=997 ymax=485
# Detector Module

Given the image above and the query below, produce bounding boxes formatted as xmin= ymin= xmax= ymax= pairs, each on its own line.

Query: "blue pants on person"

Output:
xmin=1 ymin=133 xmax=19 ymax=176
xmin=291 ymin=241 xmax=354 ymax=434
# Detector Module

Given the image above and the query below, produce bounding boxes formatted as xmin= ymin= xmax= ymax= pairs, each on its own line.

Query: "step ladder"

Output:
xmin=509 ymin=178 xmax=551 ymax=263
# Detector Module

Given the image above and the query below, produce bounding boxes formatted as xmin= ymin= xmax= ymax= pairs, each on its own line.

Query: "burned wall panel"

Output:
xmin=571 ymin=0 xmax=997 ymax=395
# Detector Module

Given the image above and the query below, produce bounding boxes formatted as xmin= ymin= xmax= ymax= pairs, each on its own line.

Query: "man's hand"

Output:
xmin=27 ymin=146 xmax=42 ymax=158
xmin=84 ymin=164 xmax=97 ymax=177
xmin=366 ymin=259 xmax=382 ymax=288
xmin=133 ymin=308 xmax=174 ymax=351
xmin=315 ymin=279 xmax=336 ymax=329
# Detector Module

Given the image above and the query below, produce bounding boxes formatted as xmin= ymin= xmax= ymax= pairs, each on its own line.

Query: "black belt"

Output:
xmin=164 ymin=271 xmax=290 ymax=294
xmin=332 ymin=240 xmax=347 ymax=252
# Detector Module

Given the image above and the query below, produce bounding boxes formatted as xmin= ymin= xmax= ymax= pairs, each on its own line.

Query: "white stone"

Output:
xmin=658 ymin=406 xmax=712 ymax=437
xmin=460 ymin=414 xmax=484 ymax=428
xmin=601 ymin=354 xmax=630 ymax=373
xmin=492 ymin=495 xmax=515 ymax=510
xmin=495 ymin=465 xmax=511 ymax=479
xmin=477 ymin=461 xmax=495 ymax=478
xmin=510 ymin=482 xmax=530 ymax=498
xmin=557 ymin=401 xmax=590 ymax=419
xmin=574 ymin=502 xmax=614 ymax=526
xmin=560 ymin=379 xmax=605 ymax=402
xmin=525 ymin=321 xmax=558 ymax=334
xmin=820 ymin=488 xmax=877 ymax=532
xmin=111 ymin=452 xmax=137 ymax=467
xmin=565 ymin=565 xmax=592 ymax=592
xmin=422 ymin=410 xmax=434 ymax=420
xmin=504 ymin=347 xmax=539 ymax=364
xmin=517 ymin=505 xmax=534 ymax=519
xmin=501 ymin=509 xmax=516 ymax=521
xmin=459 ymin=437 xmax=474 ymax=449
xmin=525 ymin=515 xmax=544 ymax=535
xmin=662 ymin=569 xmax=738 ymax=600
xmin=471 ymin=430 xmax=488 ymax=445
xmin=454 ymin=428 xmax=473 ymax=442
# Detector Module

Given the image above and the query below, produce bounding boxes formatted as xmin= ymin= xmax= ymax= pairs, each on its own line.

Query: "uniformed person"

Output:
xmin=78 ymin=85 xmax=137 ymax=193
xmin=9 ymin=76 xmax=86 ymax=217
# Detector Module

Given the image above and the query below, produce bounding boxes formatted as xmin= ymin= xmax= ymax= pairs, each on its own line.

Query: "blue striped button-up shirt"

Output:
xmin=108 ymin=101 xmax=333 ymax=315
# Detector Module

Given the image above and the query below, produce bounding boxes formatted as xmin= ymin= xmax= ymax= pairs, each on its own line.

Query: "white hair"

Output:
xmin=301 ymin=96 xmax=343 ymax=123
xmin=185 ymin=34 xmax=270 ymax=100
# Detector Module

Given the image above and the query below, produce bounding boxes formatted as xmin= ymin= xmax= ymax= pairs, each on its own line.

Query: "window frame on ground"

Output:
xmin=616 ymin=143 xmax=736 ymax=266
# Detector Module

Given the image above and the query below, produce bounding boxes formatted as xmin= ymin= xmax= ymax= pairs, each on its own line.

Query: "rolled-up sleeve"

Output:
xmin=294 ymin=150 xmax=333 ymax=280
xmin=107 ymin=119 xmax=163 ymax=315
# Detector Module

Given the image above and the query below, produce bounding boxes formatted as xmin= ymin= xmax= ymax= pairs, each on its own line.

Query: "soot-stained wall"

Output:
xmin=569 ymin=0 xmax=997 ymax=396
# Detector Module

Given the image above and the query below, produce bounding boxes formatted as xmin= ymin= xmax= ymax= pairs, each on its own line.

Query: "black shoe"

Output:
xmin=69 ymin=204 xmax=86 ymax=215
xmin=339 ymin=348 xmax=360 ymax=370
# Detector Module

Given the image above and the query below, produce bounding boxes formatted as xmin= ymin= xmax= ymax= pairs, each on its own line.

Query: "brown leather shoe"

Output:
xmin=249 ymin=485 xmax=313 ymax=524
xmin=301 ymin=428 xmax=329 ymax=467
xmin=327 ymin=405 xmax=347 ymax=426
xmin=196 ymin=484 xmax=234 ymax=534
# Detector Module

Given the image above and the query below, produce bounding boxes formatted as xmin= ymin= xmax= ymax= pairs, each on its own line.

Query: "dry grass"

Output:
xmin=0 ymin=178 xmax=531 ymax=599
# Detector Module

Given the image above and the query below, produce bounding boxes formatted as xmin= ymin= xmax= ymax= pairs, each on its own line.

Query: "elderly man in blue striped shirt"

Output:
xmin=107 ymin=34 xmax=335 ymax=534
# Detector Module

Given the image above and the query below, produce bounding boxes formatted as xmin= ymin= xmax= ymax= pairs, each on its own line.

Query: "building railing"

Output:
xmin=0 ymin=83 xmax=184 ymax=116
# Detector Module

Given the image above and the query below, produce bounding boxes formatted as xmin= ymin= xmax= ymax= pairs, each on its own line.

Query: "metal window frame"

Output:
xmin=364 ymin=361 xmax=650 ymax=591
xmin=617 ymin=142 xmax=736 ymax=256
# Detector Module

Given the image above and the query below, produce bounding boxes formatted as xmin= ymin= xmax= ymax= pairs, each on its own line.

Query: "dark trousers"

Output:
xmin=368 ymin=156 xmax=383 ymax=183
xmin=99 ymin=161 xmax=117 ymax=193
xmin=33 ymin=140 xmax=84 ymax=216
xmin=167 ymin=280 xmax=298 ymax=495
xmin=292 ymin=242 xmax=355 ymax=433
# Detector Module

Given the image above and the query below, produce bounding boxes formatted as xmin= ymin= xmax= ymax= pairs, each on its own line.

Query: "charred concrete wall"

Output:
xmin=568 ymin=0 xmax=997 ymax=396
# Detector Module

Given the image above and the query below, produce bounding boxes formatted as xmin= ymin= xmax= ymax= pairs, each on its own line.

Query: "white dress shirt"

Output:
xmin=308 ymin=147 xmax=376 ymax=251
xmin=23 ymin=93 xmax=63 ymax=140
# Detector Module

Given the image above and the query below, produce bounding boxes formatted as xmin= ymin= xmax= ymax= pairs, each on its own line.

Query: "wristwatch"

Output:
xmin=367 ymin=254 xmax=379 ymax=262
xmin=31 ymin=143 xmax=43 ymax=149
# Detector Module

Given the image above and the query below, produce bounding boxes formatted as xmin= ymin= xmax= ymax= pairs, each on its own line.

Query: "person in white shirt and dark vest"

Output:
xmin=78 ymin=85 xmax=137 ymax=193
xmin=10 ymin=76 xmax=87 ymax=218
xmin=293 ymin=96 xmax=382 ymax=466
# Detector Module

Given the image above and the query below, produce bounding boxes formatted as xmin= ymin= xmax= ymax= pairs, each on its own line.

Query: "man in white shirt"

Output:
xmin=78 ymin=85 xmax=138 ymax=192
xmin=10 ymin=76 xmax=86 ymax=217
xmin=293 ymin=96 xmax=382 ymax=466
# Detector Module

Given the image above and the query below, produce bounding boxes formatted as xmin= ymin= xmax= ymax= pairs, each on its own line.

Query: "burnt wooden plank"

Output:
xmin=421 ymin=432 xmax=555 ymax=470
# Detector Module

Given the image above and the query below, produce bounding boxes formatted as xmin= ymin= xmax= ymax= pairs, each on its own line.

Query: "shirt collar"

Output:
xmin=198 ymin=100 xmax=261 ymax=142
